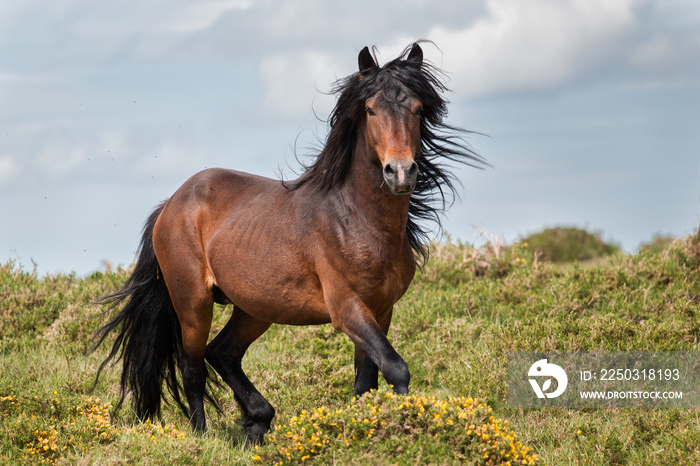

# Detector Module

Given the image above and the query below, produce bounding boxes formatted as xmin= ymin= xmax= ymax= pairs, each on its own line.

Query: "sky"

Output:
xmin=1 ymin=0 xmax=699 ymax=276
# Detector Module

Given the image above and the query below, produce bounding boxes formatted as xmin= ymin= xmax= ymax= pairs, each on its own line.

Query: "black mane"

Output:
xmin=287 ymin=43 xmax=486 ymax=263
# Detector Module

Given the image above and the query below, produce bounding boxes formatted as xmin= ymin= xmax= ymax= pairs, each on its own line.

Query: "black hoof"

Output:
xmin=190 ymin=418 xmax=207 ymax=435
xmin=243 ymin=421 xmax=269 ymax=445
xmin=393 ymin=385 xmax=409 ymax=395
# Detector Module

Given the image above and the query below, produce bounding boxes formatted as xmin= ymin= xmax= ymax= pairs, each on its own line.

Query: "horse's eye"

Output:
xmin=415 ymin=107 xmax=423 ymax=117
xmin=365 ymin=107 xmax=376 ymax=116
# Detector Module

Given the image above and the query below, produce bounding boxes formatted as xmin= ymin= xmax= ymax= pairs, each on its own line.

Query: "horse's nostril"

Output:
xmin=383 ymin=164 xmax=396 ymax=178
xmin=409 ymin=162 xmax=418 ymax=177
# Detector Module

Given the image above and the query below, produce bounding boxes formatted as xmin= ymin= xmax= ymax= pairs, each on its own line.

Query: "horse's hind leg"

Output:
xmin=171 ymin=294 xmax=215 ymax=434
xmin=158 ymin=258 xmax=215 ymax=433
xmin=206 ymin=305 xmax=274 ymax=444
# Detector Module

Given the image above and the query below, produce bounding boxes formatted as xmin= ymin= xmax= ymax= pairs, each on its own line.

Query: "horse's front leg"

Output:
xmin=354 ymin=346 xmax=379 ymax=396
xmin=353 ymin=307 xmax=395 ymax=396
xmin=331 ymin=298 xmax=409 ymax=394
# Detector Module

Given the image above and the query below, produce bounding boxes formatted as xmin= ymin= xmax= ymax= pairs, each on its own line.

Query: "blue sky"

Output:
xmin=1 ymin=0 xmax=699 ymax=276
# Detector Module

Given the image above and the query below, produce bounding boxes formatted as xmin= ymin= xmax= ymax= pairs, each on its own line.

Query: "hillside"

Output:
xmin=1 ymin=228 xmax=699 ymax=464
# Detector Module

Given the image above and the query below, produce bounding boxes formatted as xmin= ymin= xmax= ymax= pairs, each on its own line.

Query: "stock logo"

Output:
xmin=528 ymin=359 xmax=568 ymax=399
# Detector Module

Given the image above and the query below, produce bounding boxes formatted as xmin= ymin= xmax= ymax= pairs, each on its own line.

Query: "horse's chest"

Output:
xmin=349 ymin=247 xmax=415 ymax=307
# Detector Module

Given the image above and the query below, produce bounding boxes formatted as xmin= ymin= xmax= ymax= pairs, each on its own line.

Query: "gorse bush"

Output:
xmin=1 ymin=394 xmax=116 ymax=465
xmin=257 ymin=389 xmax=538 ymax=465
xmin=0 ymin=392 xmax=188 ymax=465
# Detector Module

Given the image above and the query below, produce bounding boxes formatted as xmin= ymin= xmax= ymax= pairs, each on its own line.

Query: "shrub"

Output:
xmin=418 ymin=238 xmax=539 ymax=286
xmin=519 ymin=226 xmax=619 ymax=263
xmin=256 ymin=389 xmax=539 ymax=465
xmin=639 ymin=234 xmax=676 ymax=255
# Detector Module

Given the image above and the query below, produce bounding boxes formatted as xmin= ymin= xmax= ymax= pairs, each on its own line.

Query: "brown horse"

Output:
xmin=93 ymin=42 xmax=483 ymax=444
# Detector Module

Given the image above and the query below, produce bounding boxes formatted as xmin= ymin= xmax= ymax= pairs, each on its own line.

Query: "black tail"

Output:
xmin=92 ymin=202 xmax=189 ymax=420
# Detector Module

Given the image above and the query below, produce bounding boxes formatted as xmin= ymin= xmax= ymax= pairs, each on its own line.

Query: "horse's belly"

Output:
xmin=232 ymin=286 xmax=331 ymax=326
xmin=212 ymin=257 xmax=330 ymax=326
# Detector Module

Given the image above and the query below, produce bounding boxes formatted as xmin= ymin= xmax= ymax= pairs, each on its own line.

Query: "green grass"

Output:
xmin=1 ymin=227 xmax=699 ymax=464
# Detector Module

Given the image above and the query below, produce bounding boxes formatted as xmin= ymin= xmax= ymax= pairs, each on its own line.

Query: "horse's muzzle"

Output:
xmin=383 ymin=160 xmax=418 ymax=195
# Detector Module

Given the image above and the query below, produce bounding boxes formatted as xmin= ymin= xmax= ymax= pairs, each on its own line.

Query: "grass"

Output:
xmin=1 ymin=227 xmax=699 ymax=464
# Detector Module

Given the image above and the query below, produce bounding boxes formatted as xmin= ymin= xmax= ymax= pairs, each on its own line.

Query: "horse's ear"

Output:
xmin=358 ymin=46 xmax=377 ymax=77
xmin=407 ymin=43 xmax=423 ymax=65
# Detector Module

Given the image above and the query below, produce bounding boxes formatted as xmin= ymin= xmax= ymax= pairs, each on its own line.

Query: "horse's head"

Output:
xmin=358 ymin=44 xmax=424 ymax=195
xmin=287 ymin=41 xmax=483 ymax=261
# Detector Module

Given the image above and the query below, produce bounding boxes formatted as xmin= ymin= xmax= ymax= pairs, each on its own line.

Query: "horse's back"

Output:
xmin=163 ymin=167 xmax=292 ymax=233
xmin=176 ymin=168 xmax=283 ymax=202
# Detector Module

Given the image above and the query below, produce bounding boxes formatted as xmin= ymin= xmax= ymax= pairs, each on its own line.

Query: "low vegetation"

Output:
xmin=1 ymin=226 xmax=699 ymax=464
xmin=639 ymin=234 xmax=677 ymax=256
xmin=519 ymin=226 xmax=620 ymax=263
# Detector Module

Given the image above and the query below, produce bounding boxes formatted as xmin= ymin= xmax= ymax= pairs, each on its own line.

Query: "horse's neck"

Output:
xmin=338 ymin=144 xmax=411 ymax=240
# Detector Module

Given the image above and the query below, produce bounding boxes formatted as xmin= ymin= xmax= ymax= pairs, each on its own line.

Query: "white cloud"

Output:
xmin=630 ymin=30 xmax=700 ymax=69
xmin=34 ymin=138 xmax=91 ymax=183
xmin=258 ymin=50 xmax=346 ymax=120
xmin=405 ymin=0 xmax=643 ymax=98
xmin=0 ymin=72 xmax=49 ymax=83
xmin=0 ymin=0 xmax=255 ymax=62
xmin=252 ymin=0 xmax=655 ymax=111
xmin=130 ymin=139 xmax=210 ymax=180
xmin=0 ymin=120 xmax=209 ymax=186
xmin=0 ymin=156 xmax=21 ymax=187
xmin=153 ymin=0 xmax=254 ymax=34
xmin=631 ymin=33 xmax=676 ymax=67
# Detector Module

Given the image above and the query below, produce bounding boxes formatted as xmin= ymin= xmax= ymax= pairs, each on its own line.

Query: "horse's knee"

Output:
xmin=247 ymin=396 xmax=275 ymax=426
xmin=384 ymin=357 xmax=410 ymax=394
